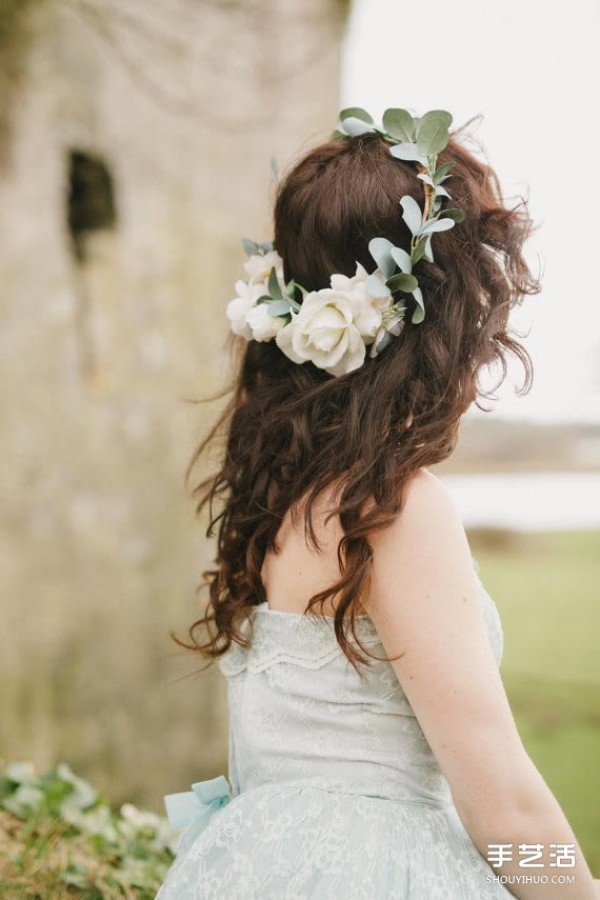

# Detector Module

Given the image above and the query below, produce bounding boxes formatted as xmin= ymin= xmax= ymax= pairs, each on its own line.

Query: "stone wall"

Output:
xmin=0 ymin=0 xmax=344 ymax=807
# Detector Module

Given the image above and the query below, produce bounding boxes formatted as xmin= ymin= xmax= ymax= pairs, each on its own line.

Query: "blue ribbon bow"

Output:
xmin=164 ymin=775 xmax=232 ymax=853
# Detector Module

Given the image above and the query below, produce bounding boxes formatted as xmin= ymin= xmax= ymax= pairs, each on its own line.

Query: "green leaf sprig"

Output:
xmin=334 ymin=107 xmax=466 ymax=339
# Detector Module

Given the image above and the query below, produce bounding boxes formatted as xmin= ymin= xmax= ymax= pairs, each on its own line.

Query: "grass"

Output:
xmin=469 ymin=527 xmax=600 ymax=873
xmin=0 ymin=762 xmax=176 ymax=899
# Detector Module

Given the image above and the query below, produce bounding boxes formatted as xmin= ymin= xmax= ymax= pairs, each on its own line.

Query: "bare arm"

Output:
xmin=364 ymin=469 xmax=598 ymax=899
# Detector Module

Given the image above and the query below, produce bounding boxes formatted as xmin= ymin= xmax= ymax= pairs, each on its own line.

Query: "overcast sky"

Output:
xmin=341 ymin=0 xmax=599 ymax=424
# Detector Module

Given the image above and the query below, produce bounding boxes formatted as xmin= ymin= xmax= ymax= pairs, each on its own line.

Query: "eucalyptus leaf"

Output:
xmin=382 ymin=108 xmax=415 ymax=142
xmin=434 ymin=161 xmax=455 ymax=182
xmin=423 ymin=235 xmax=434 ymax=263
xmin=242 ymin=238 xmax=259 ymax=257
xmin=386 ymin=272 xmax=418 ymax=293
xmin=341 ymin=117 xmax=377 ymax=137
xmin=268 ymin=267 xmax=283 ymax=300
xmin=267 ymin=300 xmax=292 ymax=317
xmin=434 ymin=185 xmax=451 ymax=199
xmin=439 ymin=207 xmax=466 ymax=223
xmin=400 ymin=196 xmax=423 ymax=236
xmin=390 ymin=246 xmax=412 ymax=274
xmin=258 ymin=240 xmax=274 ymax=253
xmin=411 ymin=237 xmax=429 ymax=265
xmin=415 ymin=110 xmax=453 ymax=156
xmin=418 ymin=216 xmax=456 ymax=236
xmin=368 ymin=237 xmax=396 ymax=278
xmin=366 ymin=273 xmax=392 ymax=298
xmin=411 ymin=287 xmax=425 ymax=324
xmin=339 ymin=107 xmax=374 ymax=125
xmin=390 ymin=143 xmax=428 ymax=165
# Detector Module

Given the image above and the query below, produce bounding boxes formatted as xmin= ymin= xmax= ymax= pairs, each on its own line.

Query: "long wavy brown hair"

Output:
xmin=174 ymin=116 xmax=541 ymax=678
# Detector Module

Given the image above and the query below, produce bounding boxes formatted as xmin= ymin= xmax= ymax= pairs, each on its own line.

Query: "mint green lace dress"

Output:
xmin=156 ymin=565 xmax=512 ymax=899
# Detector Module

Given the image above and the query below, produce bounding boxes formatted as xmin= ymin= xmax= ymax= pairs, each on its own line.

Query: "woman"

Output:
xmin=156 ymin=108 xmax=600 ymax=898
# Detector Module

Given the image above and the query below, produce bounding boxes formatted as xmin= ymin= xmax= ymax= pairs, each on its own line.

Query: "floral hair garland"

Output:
xmin=226 ymin=107 xmax=465 ymax=378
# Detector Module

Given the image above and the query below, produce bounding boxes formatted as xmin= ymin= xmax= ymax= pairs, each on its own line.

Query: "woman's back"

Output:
xmin=260 ymin=467 xmax=440 ymax=618
xmin=260 ymin=474 xmax=371 ymax=617
xmin=158 ymin=473 xmax=510 ymax=899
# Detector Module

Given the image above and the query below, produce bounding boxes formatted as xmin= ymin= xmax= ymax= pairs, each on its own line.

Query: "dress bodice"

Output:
xmin=159 ymin=568 xmax=513 ymax=899
xmin=217 ymin=565 xmax=503 ymax=810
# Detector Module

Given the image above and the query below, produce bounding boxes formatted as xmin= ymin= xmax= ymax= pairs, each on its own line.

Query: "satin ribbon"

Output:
xmin=164 ymin=775 xmax=232 ymax=853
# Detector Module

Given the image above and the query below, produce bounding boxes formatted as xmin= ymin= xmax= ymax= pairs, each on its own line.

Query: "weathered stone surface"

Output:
xmin=0 ymin=0 xmax=343 ymax=808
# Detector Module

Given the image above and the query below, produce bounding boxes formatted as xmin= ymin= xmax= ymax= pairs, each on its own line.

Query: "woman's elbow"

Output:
xmin=453 ymin=750 xmax=549 ymax=834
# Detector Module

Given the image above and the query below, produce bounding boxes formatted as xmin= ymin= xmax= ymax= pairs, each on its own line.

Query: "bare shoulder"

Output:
xmin=364 ymin=464 xmax=485 ymax=660
xmin=402 ymin=465 xmax=460 ymax=518
xmin=367 ymin=466 xmax=471 ymax=619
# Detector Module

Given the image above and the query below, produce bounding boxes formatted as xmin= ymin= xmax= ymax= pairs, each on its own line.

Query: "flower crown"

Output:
xmin=226 ymin=107 xmax=465 ymax=377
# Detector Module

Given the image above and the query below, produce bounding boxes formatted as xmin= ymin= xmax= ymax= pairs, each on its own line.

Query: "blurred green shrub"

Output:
xmin=0 ymin=760 xmax=176 ymax=898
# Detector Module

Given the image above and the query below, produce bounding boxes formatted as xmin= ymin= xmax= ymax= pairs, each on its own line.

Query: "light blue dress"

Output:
xmin=156 ymin=564 xmax=513 ymax=899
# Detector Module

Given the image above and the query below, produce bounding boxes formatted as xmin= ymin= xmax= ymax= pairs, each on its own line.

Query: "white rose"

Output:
xmin=226 ymin=278 xmax=287 ymax=342
xmin=243 ymin=250 xmax=284 ymax=286
xmin=275 ymin=289 xmax=366 ymax=377
xmin=245 ymin=302 xmax=286 ymax=341
xmin=330 ymin=263 xmax=388 ymax=342
xmin=226 ymin=279 xmax=264 ymax=339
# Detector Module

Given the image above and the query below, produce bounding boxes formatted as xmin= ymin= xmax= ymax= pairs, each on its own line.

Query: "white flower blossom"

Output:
xmin=273 ymin=262 xmax=399 ymax=376
xmin=245 ymin=302 xmax=284 ymax=342
xmin=329 ymin=263 xmax=388 ymax=341
xmin=226 ymin=279 xmax=265 ymax=340
xmin=226 ymin=251 xmax=288 ymax=342
xmin=275 ymin=288 xmax=367 ymax=377
xmin=228 ymin=256 xmax=402 ymax=373
xmin=243 ymin=250 xmax=284 ymax=286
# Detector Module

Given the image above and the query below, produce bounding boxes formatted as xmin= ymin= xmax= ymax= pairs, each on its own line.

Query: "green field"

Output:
xmin=469 ymin=528 xmax=600 ymax=873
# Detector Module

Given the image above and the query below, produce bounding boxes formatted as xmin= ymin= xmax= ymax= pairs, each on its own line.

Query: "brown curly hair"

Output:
xmin=174 ymin=116 xmax=541 ymax=678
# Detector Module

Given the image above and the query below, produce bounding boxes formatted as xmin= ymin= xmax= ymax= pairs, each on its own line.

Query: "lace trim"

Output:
xmin=218 ymin=575 xmax=503 ymax=676
xmin=217 ymin=612 xmax=381 ymax=677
